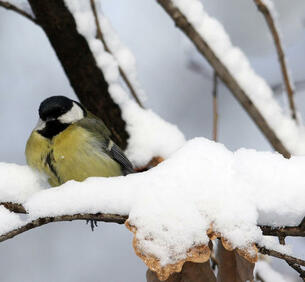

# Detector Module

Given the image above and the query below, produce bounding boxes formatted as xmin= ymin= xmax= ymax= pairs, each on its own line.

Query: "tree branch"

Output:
xmin=0 ymin=212 xmax=127 ymax=243
xmin=157 ymin=0 xmax=291 ymax=158
xmin=259 ymin=219 xmax=305 ymax=237
xmin=286 ymin=261 xmax=305 ymax=279
xmin=258 ymin=246 xmax=305 ymax=279
xmin=0 ymin=1 xmax=37 ymax=24
xmin=253 ymin=0 xmax=297 ymax=122
xmin=28 ymin=0 xmax=128 ymax=149
xmin=90 ymin=0 xmax=144 ymax=109
xmin=1 ymin=202 xmax=26 ymax=213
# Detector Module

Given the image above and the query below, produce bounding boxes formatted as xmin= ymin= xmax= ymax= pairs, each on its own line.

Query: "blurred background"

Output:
xmin=0 ymin=0 xmax=304 ymax=281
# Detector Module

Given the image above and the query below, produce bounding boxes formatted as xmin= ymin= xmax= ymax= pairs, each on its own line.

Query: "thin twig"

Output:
xmin=0 ymin=212 xmax=128 ymax=243
xmin=212 ymin=71 xmax=218 ymax=142
xmin=157 ymin=0 xmax=291 ymax=158
xmin=90 ymin=0 xmax=144 ymax=108
xmin=1 ymin=202 xmax=26 ymax=213
xmin=258 ymin=246 xmax=305 ymax=267
xmin=253 ymin=0 xmax=297 ymax=122
xmin=0 ymin=1 xmax=37 ymax=24
xmin=286 ymin=261 xmax=305 ymax=280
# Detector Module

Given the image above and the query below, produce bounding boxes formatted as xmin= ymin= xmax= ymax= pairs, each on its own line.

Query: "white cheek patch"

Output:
xmin=58 ymin=102 xmax=84 ymax=124
xmin=34 ymin=118 xmax=46 ymax=131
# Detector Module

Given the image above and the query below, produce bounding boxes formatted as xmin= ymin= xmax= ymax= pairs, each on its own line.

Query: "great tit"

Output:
xmin=26 ymin=96 xmax=134 ymax=188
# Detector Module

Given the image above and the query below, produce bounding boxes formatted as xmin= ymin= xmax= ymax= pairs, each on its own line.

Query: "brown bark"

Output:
xmin=28 ymin=0 xmax=128 ymax=148
xmin=216 ymin=242 xmax=254 ymax=282
xmin=146 ymin=261 xmax=216 ymax=282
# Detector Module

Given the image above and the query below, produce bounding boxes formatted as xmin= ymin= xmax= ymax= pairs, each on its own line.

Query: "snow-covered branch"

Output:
xmin=156 ymin=0 xmax=305 ymax=158
xmin=0 ymin=0 xmax=37 ymax=24
xmin=89 ymin=0 xmax=144 ymax=108
xmin=253 ymin=0 xmax=297 ymax=121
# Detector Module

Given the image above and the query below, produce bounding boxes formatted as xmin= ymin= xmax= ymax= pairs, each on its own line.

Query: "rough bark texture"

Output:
xmin=146 ymin=262 xmax=216 ymax=282
xmin=28 ymin=0 xmax=128 ymax=148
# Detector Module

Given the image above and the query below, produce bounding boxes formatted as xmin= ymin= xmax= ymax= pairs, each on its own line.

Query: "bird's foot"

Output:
xmin=86 ymin=219 xmax=98 ymax=231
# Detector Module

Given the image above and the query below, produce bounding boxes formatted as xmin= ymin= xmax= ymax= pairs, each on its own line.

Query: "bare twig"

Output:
xmin=90 ymin=0 xmax=144 ymax=108
xmin=157 ymin=0 xmax=291 ymax=158
xmin=258 ymin=246 xmax=305 ymax=267
xmin=253 ymin=0 xmax=297 ymax=121
xmin=286 ymin=261 xmax=305 ymax=280
xmin=1 ymin=202 xmax=26 ymax=213
xmin=258 ymin=246 xmax=305 ymax=280
xmin=0 ymin=212 xmax=128 ymax=243
xmin=0 ymin=1 xmax=37 ymax=24
xmin=212 ymin=71 xmax=218 ymax=142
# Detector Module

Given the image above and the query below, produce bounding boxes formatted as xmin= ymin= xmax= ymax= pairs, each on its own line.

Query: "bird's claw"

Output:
xmin=86 ymin=219 xmax=98 ymax=231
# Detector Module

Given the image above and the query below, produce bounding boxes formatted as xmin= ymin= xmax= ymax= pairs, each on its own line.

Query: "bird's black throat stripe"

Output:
xmin=38 ymin=120 xmax=69 ymax=139
xmin=45 ymin=150 xmax=61 ymax=184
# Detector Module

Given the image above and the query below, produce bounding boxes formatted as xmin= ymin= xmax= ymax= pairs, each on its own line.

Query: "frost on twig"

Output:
xmin=253 ymin=0 xmax=297 ymax=122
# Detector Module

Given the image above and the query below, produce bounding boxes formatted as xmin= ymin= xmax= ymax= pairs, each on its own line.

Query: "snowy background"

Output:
xmin=0 ymin=0 xmax=305 ymax=281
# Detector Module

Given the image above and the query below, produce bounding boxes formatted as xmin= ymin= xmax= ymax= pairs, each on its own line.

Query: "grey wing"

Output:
xmin=106 ymin=140 xmax=134 ymax=175
xmin=78 ymin=117 xmax=134 ymax=175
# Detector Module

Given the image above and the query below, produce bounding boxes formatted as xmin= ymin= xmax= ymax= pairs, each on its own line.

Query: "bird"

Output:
xmin=25 ymin=95 xmax=134 ymax=230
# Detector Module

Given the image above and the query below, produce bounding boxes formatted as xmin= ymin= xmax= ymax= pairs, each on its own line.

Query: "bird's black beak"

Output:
xmin=46 ymin=117 xmax=56 ymax=122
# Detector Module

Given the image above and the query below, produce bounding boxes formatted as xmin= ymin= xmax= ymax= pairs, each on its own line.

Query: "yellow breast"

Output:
xmin=25 ymin=124 xmax=122 ymax=186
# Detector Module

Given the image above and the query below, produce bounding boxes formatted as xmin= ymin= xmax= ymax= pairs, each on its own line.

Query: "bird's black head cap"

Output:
xmin=39 ymin=96 xmax=74 ymax=121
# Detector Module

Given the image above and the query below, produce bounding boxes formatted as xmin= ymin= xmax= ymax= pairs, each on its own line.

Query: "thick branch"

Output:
xmin=28 ymin=0 xmax=128 ymax=149
xmin=90 ymin=0 xmax=144 ymax=109
xmin=0 ymin=1 xmax=37 ymax=24
xmin=157 ymin=0 xmax=291 ymax=158
xmin=253 ymin=0 xmax=297 ymax=121
xmin=0 ymin=212 xmax=127 ymax=243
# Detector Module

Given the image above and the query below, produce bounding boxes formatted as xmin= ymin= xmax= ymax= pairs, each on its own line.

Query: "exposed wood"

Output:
xmin=216 ymin=241 xmax=255 ymax=282
xmin=157 ymin=0 xmax=291 ymax=158
xmin=253 ymin=0 xmax=297 ymax=121
xmin=28 ymin=0 xmax=128 ymax=148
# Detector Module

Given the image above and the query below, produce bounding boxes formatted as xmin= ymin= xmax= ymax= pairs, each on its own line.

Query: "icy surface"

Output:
xmin=1 ymin=138 xmax=304 ymax=265
xmin=172 ymin=0 xmax=305 ymax=155
xmin=64 ymin=0 xmax=185 ymax=166
xmin=0 ymin=163 xmax=45 ymax=203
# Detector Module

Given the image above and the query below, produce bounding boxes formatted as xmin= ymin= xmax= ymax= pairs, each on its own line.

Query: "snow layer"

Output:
xmin=64 ymin=0 xmax=185 ymax=166
xmin=0 ymin=206 xmax=24 ymax=235
xmin=1 ymin=138 xmax=303 ymax=265
xmin=172 ymin=0 xmax=305 ymax=155
xmin=0 ymin=163 xmax=45 ymax=203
